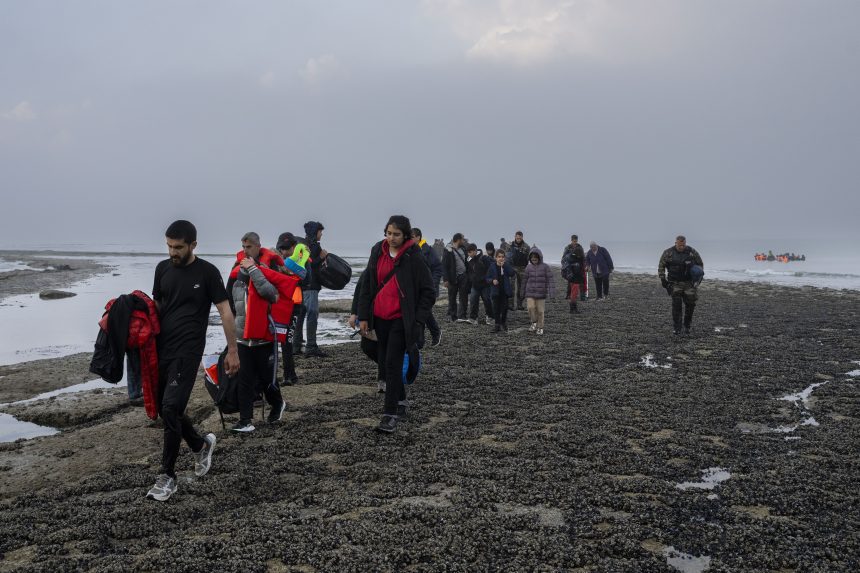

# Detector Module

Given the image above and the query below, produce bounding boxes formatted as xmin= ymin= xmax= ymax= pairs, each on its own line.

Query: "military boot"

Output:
xmin=672 ymin=297 xmax=683 ymax=335
xmin=684 ymin=304 xmax=695 ymax=335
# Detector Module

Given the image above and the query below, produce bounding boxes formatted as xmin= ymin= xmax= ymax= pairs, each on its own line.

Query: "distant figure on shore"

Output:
xmin=356 ymin=215 xmax=435 ymax=434
xmin=522 ymin=247 xmax=554 ymax=335
xmin=466 ymin=243 xmax=494 ymax=325
xmin=508 ymin=231 xmax=531 ymax=311
xmin=658 ymin=235 xmax=704 ymax=335
xmin=432 ymin=239 xmax=445 ymax=262
xmin=295 ymin=221 xmax=328 ymax=358
xmin=443 ymin=233 xmax=469 ymax=322
xmin=147 ymin=220 xmax=239 ymax=502
xmin=411 ymin=227 xmax=443 ymax=347
xmin=585 ymin=242 xmax=614 ymax=300
xmin=499 ymin=237 xmax=510 ymax=253
xmin=561 ymin=235 xmax=586 ymax=313
xmin=487 ymin=248 xmax=515 ymax=332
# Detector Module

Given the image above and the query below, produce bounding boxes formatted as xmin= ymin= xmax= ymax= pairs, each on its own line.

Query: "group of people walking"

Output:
xmin=142 ymin=218 xmax=704 ymax=501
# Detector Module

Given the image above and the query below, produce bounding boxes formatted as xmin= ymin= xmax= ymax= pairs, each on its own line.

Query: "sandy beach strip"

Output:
xmin=0 ymin=273 xmax=858 ymax=570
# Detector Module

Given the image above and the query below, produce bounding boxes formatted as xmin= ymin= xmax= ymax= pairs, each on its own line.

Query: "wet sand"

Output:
xmin=0 ymin=273 xmax=858 ymax=571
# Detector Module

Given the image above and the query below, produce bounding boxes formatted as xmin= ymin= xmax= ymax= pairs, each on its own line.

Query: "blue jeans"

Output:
xmin=126 ymin=350 xmax=142 ymax=399
xmin=294 ymin=289 xmax=320 ymax=351
xmin=469 ymin=286 xmax=493 ymax=320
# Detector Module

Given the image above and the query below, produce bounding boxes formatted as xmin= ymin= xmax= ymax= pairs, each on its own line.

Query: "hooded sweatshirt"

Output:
xmin=522 ymin=247 xmax=555 ymax=299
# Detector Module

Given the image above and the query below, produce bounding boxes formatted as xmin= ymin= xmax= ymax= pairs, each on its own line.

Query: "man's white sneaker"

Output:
xmin=536 ymin=328 xmax=544 ymax=335
xmin=146 ymin=474 xmax=177 ymax=502
xmin=194 ymin=433 xmax=216 ymax=477
xmin=485 ymin=317 xmax=494 ymax=325
xmin=529 ymin=323 xmax=537 ymax=332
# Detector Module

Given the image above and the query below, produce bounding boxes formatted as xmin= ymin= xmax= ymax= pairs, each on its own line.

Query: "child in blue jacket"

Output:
xmin=486 ymin=250 xmax=516 ymax=332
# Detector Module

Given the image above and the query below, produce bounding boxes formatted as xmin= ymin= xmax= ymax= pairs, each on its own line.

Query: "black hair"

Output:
xmin=277 ymin=232 xmax=297 ymax=250
xmin=571 ymin=234 xmax=578 ymax=241
xmin=485 ymin=242 xmax=495 ymax=252
xmin=452 ymin=232 xmax=464 ymax=242
xmin=165 ymin=220 xmax=197 ymax=244
xmin=385 ymin=215 xmax=412 ymax=238
xmin=412 ymin=227 xmax=423 ymax=238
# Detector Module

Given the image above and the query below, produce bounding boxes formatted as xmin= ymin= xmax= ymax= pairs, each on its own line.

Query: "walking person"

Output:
xmin=411 ymin=227 xmax=443 ymax=347
xmin=147 ymin=220 xmax=239 ymax=502
xmin=658 ymin=235 xmax=704 ymax=335
xmin=585 ymin=241 xmax=614 ymax=300
xmin=466 ymin=243 xmax=494 ymax=325
xmin=295 ymin=221 xmax=327 ymax=358
xmin=228 ymin=232 xmax=299 ymax=432
xmin=357 ymin=215 xmax=435 ymax=434
xmin=508 ymin=231 xmax=531 ymax=310
xmin=486 ymin=249 xmax=515 ymax=332
xmin=522 ymin=247 xmax=554 ymax=335
xmin=562 ymin=235 xmax=586 ymax=312
xmin=275 ymin=232 xmax=309 ymax=385
xmin=442 ymin=233 xmax=469 ymax=322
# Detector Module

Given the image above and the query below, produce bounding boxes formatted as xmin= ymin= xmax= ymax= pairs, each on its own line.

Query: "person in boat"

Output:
xmin=658 ymin=235 xmax=704 ymax=336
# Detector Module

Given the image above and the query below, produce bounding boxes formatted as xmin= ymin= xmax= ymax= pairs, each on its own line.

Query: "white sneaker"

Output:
xmin=146 ymin=474 xmax=177 ymax=502
xmin=456 ymin=318 xmax=470 ymax=323
xmin=194 ymin=433 xmax=216 ymax=477
xmin=536 ymin=328 xmax=544 ymax=335
xmin=485 ymin=317 xmax=494 ymax=325
xmin=468 ymin=318 xmax=478 ymax=325
xmin=529 ymin=323 xmax=537 ymax=332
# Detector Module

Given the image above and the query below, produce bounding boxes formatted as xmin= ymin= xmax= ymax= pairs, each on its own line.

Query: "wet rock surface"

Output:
xmin=37 ymin=289 xmax=77 ymax=300
xmin=0 ymin=252 xmax=110 ymax=302
xmin=0 ymin=273 xmax=858 ymax=571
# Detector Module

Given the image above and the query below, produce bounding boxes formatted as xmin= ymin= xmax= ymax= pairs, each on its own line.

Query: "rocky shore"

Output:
xmin=0 ymin=251 xmax=110 ymax=303
xmin=0 ymin=272 xmax=858 ymax=571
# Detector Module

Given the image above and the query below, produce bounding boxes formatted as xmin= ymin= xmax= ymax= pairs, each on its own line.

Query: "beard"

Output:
xmin=170 ymin=251 xmax=192 ymax=267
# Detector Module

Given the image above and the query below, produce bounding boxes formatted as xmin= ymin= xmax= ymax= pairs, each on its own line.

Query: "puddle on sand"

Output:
xmin=779 ymin=382 xmax=826 ymax=409
xmin=676 ymin=467 xmax=731 ymax=491
xmin=664 ymin=546 xmax=711 ymax=573
xmin=0 ymin=412 xmax=58 ymax=442
xmin=640 ymin=354 xmax=672 ymax=369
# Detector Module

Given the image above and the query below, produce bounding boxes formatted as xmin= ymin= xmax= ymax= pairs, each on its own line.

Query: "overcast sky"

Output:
xmin=2 ymin=0 xmax=858 ymax=254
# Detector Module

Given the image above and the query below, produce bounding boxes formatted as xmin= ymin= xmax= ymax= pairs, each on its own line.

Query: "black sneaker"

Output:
xmin=684 ymin=326 xmax=691 ymax=335
xmin=231 ymin=420 xmax=255 ymax=433
xmin=376 ymin=414 xmax=399 ymax=433
xmin=430 ymin=330 xmax=442 ymax=347
xmin=267 ymin=400 xmax=287 ymax=423
xmin=396 ymin=400 xmax=409 ymax=420
xmin=305 ymin=347 xmax=328 ymax=358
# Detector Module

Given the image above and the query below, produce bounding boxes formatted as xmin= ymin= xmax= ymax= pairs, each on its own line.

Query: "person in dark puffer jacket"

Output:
xmin=522 ymin=247 xmax=554 ymax=335
xmin=295 ymin=221 xmax=328 ymax=358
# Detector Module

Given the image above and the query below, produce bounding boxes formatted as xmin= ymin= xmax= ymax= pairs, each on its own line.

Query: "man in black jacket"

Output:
xmin=659 ymin=235 xmax=704 ymax=335
xmin=442 ymin=233 xmax=469 ymax=322
xmin=466 ymin=243 xmax=494 ymax=325
xmin=508 ymin=231 xmax=530 ymax=310
xmin=411 ymin=227 xmax=443 ymax=347
xmin=295 ymin=221 xmax=327 ymax=358
xmin=358 ymin=215 xmax=435 ymax=434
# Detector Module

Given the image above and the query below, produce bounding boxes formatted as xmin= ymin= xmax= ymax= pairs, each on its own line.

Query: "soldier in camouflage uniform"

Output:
xmin=658 ymin=235 xmax=704 ymax=335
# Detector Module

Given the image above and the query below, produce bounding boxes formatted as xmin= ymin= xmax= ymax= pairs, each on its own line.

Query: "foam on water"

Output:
xmin=0 ymin=260 xmax=49 ymax=273
xmin=676 ymin=467 xmax=732 ymax=490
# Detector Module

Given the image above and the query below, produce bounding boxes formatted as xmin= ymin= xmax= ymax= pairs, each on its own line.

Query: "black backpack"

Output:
xmin=204 ymin=348 xmax=241 ymax=421
xmin=318 ymin=253 xmax=353 ymax=290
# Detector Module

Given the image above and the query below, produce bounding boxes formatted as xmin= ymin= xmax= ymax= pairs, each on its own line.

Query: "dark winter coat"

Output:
xmin=561 ymin=243 xmax=586 ymax=285
xmin=467 ymin=252 xmax=494 ymax=289
xmin=522 ymin=247 xmax=555 ymax=299
xmin=486 ymin=261 xmax=516 ymax=297
xmin=357 ymin=241 xmax=436 ymax=349
xmin=442 ymin=243 xmax=468 ymax=283
xmin=508 ymin=239 xmax=531 ymax=268
xmin=419 ymin=241 xmax=443 ymax=290
xmin=303 ymin=221 xmax=324 ymax=291
xmin=585 ymin=246 xmax=614 ymax=278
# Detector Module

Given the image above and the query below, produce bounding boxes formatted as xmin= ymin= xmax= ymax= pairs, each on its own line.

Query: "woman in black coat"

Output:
xmin=357 ymin=215 xmax=435 ymax=433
